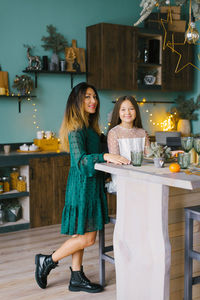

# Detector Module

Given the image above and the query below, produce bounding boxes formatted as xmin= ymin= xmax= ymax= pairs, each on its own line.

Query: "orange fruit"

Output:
xmin=169 ymin=163 xmax=181 ymax=173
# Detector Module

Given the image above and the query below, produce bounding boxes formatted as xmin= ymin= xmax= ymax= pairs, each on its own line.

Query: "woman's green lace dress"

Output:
xmin=61 ymin=127 xmax=109 ymax=235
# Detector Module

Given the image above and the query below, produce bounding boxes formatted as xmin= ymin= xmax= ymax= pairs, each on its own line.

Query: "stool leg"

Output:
xmin=99 ymin=227 xmax=105 ymax=286
xmin=184 ymin=211 xmax=194 ymax=300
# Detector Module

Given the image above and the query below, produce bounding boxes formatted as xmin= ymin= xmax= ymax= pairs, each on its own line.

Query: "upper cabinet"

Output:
xmin=86 ymin=23 xmax=194 ymax=91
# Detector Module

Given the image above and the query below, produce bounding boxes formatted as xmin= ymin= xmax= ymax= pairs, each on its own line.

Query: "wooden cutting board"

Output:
xmin=65 ymin=40 xmax=86 ymax=72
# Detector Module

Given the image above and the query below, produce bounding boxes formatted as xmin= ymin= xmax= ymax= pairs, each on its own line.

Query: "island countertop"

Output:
xmin=95 ymin=162 xmax=200 ymax=190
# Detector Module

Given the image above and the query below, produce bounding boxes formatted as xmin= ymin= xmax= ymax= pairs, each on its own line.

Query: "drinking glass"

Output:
xmin=131 ymin=151 xmax=143 ymax=166
xmin=178 ymin=152 xmax=191 ymax=169
xmin=181 ymin=137 xmax=194 ymax=153
xmin=194 ymin=138 xmax=200 ymax=166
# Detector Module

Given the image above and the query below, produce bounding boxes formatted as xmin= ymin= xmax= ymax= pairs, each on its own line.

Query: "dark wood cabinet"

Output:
xmin=162 ymin=31 xmax=194 ymax=91
xmin=29 ymin=155 xmax=70 ymax=228
xmin=86 ymin=23 xmax=194 ymax=91
xmin=87 ymin=23 xmax=138 ymax=90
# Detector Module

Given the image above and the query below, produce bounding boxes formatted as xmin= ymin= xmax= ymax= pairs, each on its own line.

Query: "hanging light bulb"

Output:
xmin=185 ymin=22 xmax=200 ymax=44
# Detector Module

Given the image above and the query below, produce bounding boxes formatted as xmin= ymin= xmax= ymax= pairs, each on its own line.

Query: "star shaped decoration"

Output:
xmin=160 ymin=6 xmax=175 ymax=51
xmin=166 ymin=40 xmax=200 ymax=73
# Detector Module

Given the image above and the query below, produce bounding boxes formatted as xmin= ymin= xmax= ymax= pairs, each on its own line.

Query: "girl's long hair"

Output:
xmin=108 ymin=96 xmax=143 ymax=132
xmin=59 ymin=82 xmax=101 ymax=151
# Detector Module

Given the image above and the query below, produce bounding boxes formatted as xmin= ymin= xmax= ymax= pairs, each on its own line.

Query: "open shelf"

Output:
xmin=0 ymin=218 xmax=30 ymax=233
xmin=0 ymin=191 xmax=29 ymax=200
xmin=23 ymin=69 xmax=86 ymax=89
xmin=0 ymin=95 xmax=36 ymax=113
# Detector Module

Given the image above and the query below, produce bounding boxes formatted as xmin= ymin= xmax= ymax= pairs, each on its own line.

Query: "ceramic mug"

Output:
xmin=36 ymin=131 xmax=44 ymax=140
xmin=4 ymin=145 xmax=10 ymax=154
xmin=45 ymin=131 xmax=52 ymax=139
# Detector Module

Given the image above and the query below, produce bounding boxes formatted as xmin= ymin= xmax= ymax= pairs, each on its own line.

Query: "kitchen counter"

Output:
xmin=0 ymin=150 xmax=69 ymax=167
xmin=95 ymin=162 xmax=200 ymax=300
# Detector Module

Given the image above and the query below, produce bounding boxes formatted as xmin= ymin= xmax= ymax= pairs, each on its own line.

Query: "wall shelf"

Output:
xmin=0 ymin=95 xmax=36 ymax=113
xmin=23 ymin=69 xmax=86 ymax=89
xmin=0 ymin=191 xmax=29 ymax=200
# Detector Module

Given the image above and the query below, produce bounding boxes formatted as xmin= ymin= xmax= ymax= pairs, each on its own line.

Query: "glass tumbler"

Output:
xmin=131 ymin=151 xmax=143 ymax=166
xmin=178 ymin=152 xmax=191 ymax=169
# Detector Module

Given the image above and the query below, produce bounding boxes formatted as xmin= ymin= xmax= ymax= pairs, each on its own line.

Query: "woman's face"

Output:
xmin=119 ymin=100 xmax=136 ymax=125
xmin=83 ymin=87 xmax=98 ymax=114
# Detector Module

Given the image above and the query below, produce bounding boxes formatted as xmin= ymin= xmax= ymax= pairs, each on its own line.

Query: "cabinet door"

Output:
xmin=162 ymin=32 xmax=194 ymax=91
xmin=87 ymin=23 xmax=137 ymax=90
xmin=29 ymin=156 xmax=69 ymax=228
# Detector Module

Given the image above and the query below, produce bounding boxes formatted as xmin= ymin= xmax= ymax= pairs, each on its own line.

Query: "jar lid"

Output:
xmin=2 ymin=176 xmax=9 ymax=181
xmin=12 ymin=167 xmax=18 ymax=171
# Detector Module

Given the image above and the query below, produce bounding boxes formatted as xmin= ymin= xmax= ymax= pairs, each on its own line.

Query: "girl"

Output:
xmin=107 ymin=95 xmax=150 ymax=193
xmin=34 ymin=82 xmax=129 ymax=293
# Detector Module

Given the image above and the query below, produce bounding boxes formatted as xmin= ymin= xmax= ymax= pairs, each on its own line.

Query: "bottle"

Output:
xmin=17 ymin=176 xmax=26 ymax=192
xmin=10 ymin=167 xmax=19 ymax=190
xmin=2 ymin=177 xmax=10 ymax=192
xmin=0 ymin=178 xmax=3 ymax=194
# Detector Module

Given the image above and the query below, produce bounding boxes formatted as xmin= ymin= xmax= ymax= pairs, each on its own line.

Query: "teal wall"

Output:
xmin=0 ymin=0 xmax=199 ymax=143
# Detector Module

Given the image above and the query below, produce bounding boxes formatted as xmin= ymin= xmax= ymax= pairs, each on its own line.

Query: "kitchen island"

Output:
xmin=95 ymin=162 xmax=200 ymax=300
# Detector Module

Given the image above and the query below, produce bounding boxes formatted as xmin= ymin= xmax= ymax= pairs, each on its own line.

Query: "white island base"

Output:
xmin=95 ymin=163 xmax=200 ymax=300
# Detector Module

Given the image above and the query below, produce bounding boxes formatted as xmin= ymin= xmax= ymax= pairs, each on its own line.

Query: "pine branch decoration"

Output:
xmin=41 ymin=25 xmax=68 ymax=54
xmin=171 ymin=94 xmax=200 ymax=121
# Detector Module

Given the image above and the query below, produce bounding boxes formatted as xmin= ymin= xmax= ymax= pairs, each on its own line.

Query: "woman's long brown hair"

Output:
xmin=108 ymin=96 xmax=143 ymax=133
xmin=59 ymin=82 xmax=101 ymax=152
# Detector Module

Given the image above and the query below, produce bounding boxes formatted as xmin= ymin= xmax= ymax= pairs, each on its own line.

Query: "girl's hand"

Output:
xmin=103 ymin=153 xmax=130 ymax=165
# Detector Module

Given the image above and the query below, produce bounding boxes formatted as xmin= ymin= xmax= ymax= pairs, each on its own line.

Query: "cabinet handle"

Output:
xmin=30 ymin=167 xmax=34 ymax=180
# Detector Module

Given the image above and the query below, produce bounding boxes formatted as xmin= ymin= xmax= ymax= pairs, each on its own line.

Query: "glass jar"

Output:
xmin=0 ymin=177 xmax=3 ymax=194
xmin=10 ymin=167 xmax=19 ymax=190
xmin=2 ymin=176 xmax=10 ymax=192
xmin=17 ymin=176 xmax=26 ymax=192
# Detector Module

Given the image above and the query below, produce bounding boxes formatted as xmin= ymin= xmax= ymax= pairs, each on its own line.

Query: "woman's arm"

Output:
xmin=69 ymin=130 xmax=105 ymax=177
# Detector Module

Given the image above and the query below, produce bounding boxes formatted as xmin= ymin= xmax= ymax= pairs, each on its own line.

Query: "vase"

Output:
xmin=51 ymin=53 xmax=59 ymax=71
xmin=177 ymin=119 xmax=191 ymax=137
xmin=153 ymin=157 xmax=165 ymax=168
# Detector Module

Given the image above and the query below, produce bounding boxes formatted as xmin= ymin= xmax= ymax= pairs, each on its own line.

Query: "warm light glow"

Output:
xmin=160 ymin=114 xmax=174 ymax=131
xmin=142 ymin=98 xmax=146 ymax=102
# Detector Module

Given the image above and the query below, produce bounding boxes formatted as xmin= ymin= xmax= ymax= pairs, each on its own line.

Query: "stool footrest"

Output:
xmin=102 ymin=253 xmax=115 ymax=264
xmin=103 ymin=245 xmax=113 ymax=253
xmin=189 ymin=250 xmax=200 ymax=261
xmin=192 ymin=276 xmax=200 ymax=285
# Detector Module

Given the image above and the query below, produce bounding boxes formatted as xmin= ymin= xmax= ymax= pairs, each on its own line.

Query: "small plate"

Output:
xmin=17 ymin=149 xmax=40 ymax=153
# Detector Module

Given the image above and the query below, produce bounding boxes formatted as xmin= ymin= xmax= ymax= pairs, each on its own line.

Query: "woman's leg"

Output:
xmin=52 ymin=231 xmax=97 ymax=262
xmin=71 ymin=249 xmax=84 ymax=271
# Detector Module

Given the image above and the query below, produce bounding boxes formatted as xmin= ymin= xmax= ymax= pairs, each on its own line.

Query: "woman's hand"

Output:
xmin=103 ymin=153 xmax=130 ymax=165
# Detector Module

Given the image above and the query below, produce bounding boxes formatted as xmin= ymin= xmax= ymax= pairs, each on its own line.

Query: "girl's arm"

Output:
xmin=144 ymin=130 xmax=150 ymax=155
xmin=107 ymin=129 xmax=120 ymax=154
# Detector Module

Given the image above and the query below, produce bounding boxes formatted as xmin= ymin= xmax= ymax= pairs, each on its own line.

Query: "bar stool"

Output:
xmin=184 ymin=206 xmax=200 ymax=300
xmin=99 ymin=216 xmax=116 ymax=286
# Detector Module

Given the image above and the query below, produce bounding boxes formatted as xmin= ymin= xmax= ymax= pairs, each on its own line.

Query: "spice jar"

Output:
xmin=10 ymin=167 xmax=19 ymax=190
xmin=0 ymin=178 xmax=3 ymax=194
xmin=2 ymin=176 xmax=10 ymax=192
xmin=17 ymin=176 xmax=26 ymax=192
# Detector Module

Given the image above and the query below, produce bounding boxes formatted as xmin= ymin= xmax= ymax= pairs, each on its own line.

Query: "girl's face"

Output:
xmin=119 ymin=100 xmax=136 ymax=126
xmin=83 ymin=87 xmax=98 ymax=114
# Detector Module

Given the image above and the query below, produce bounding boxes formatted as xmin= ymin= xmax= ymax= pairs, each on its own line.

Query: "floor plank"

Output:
xmin=0 ymin=223 xmax=116 ymax=300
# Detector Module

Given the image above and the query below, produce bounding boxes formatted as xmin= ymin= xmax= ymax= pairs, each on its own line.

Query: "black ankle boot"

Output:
xmin=69 ymin=266 xmax=103 ymax=293
xmin=35 ymin=254 xmax=58 ymax=289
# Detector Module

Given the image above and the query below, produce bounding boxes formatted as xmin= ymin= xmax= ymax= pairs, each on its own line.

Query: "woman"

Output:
xmin=35 ymin=82 xmax=129 ymax=293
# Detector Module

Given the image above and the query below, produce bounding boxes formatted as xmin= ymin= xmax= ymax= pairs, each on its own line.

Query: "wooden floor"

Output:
xmin=0 ymin=223 xmax=116 ymax=300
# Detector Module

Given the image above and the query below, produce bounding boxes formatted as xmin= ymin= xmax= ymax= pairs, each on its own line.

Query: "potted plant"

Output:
xmin=170 ymin=94 xmax=200 ymax=136
xmin=12 ymin=75 xmax=34 ymax=95
xmin=138 ymin=69 xmax=158 ymax=85
xmin=41 ymin=24 xmax=68 ymax=71
xmin=146 ymin=142 xmax=171 ymax=168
